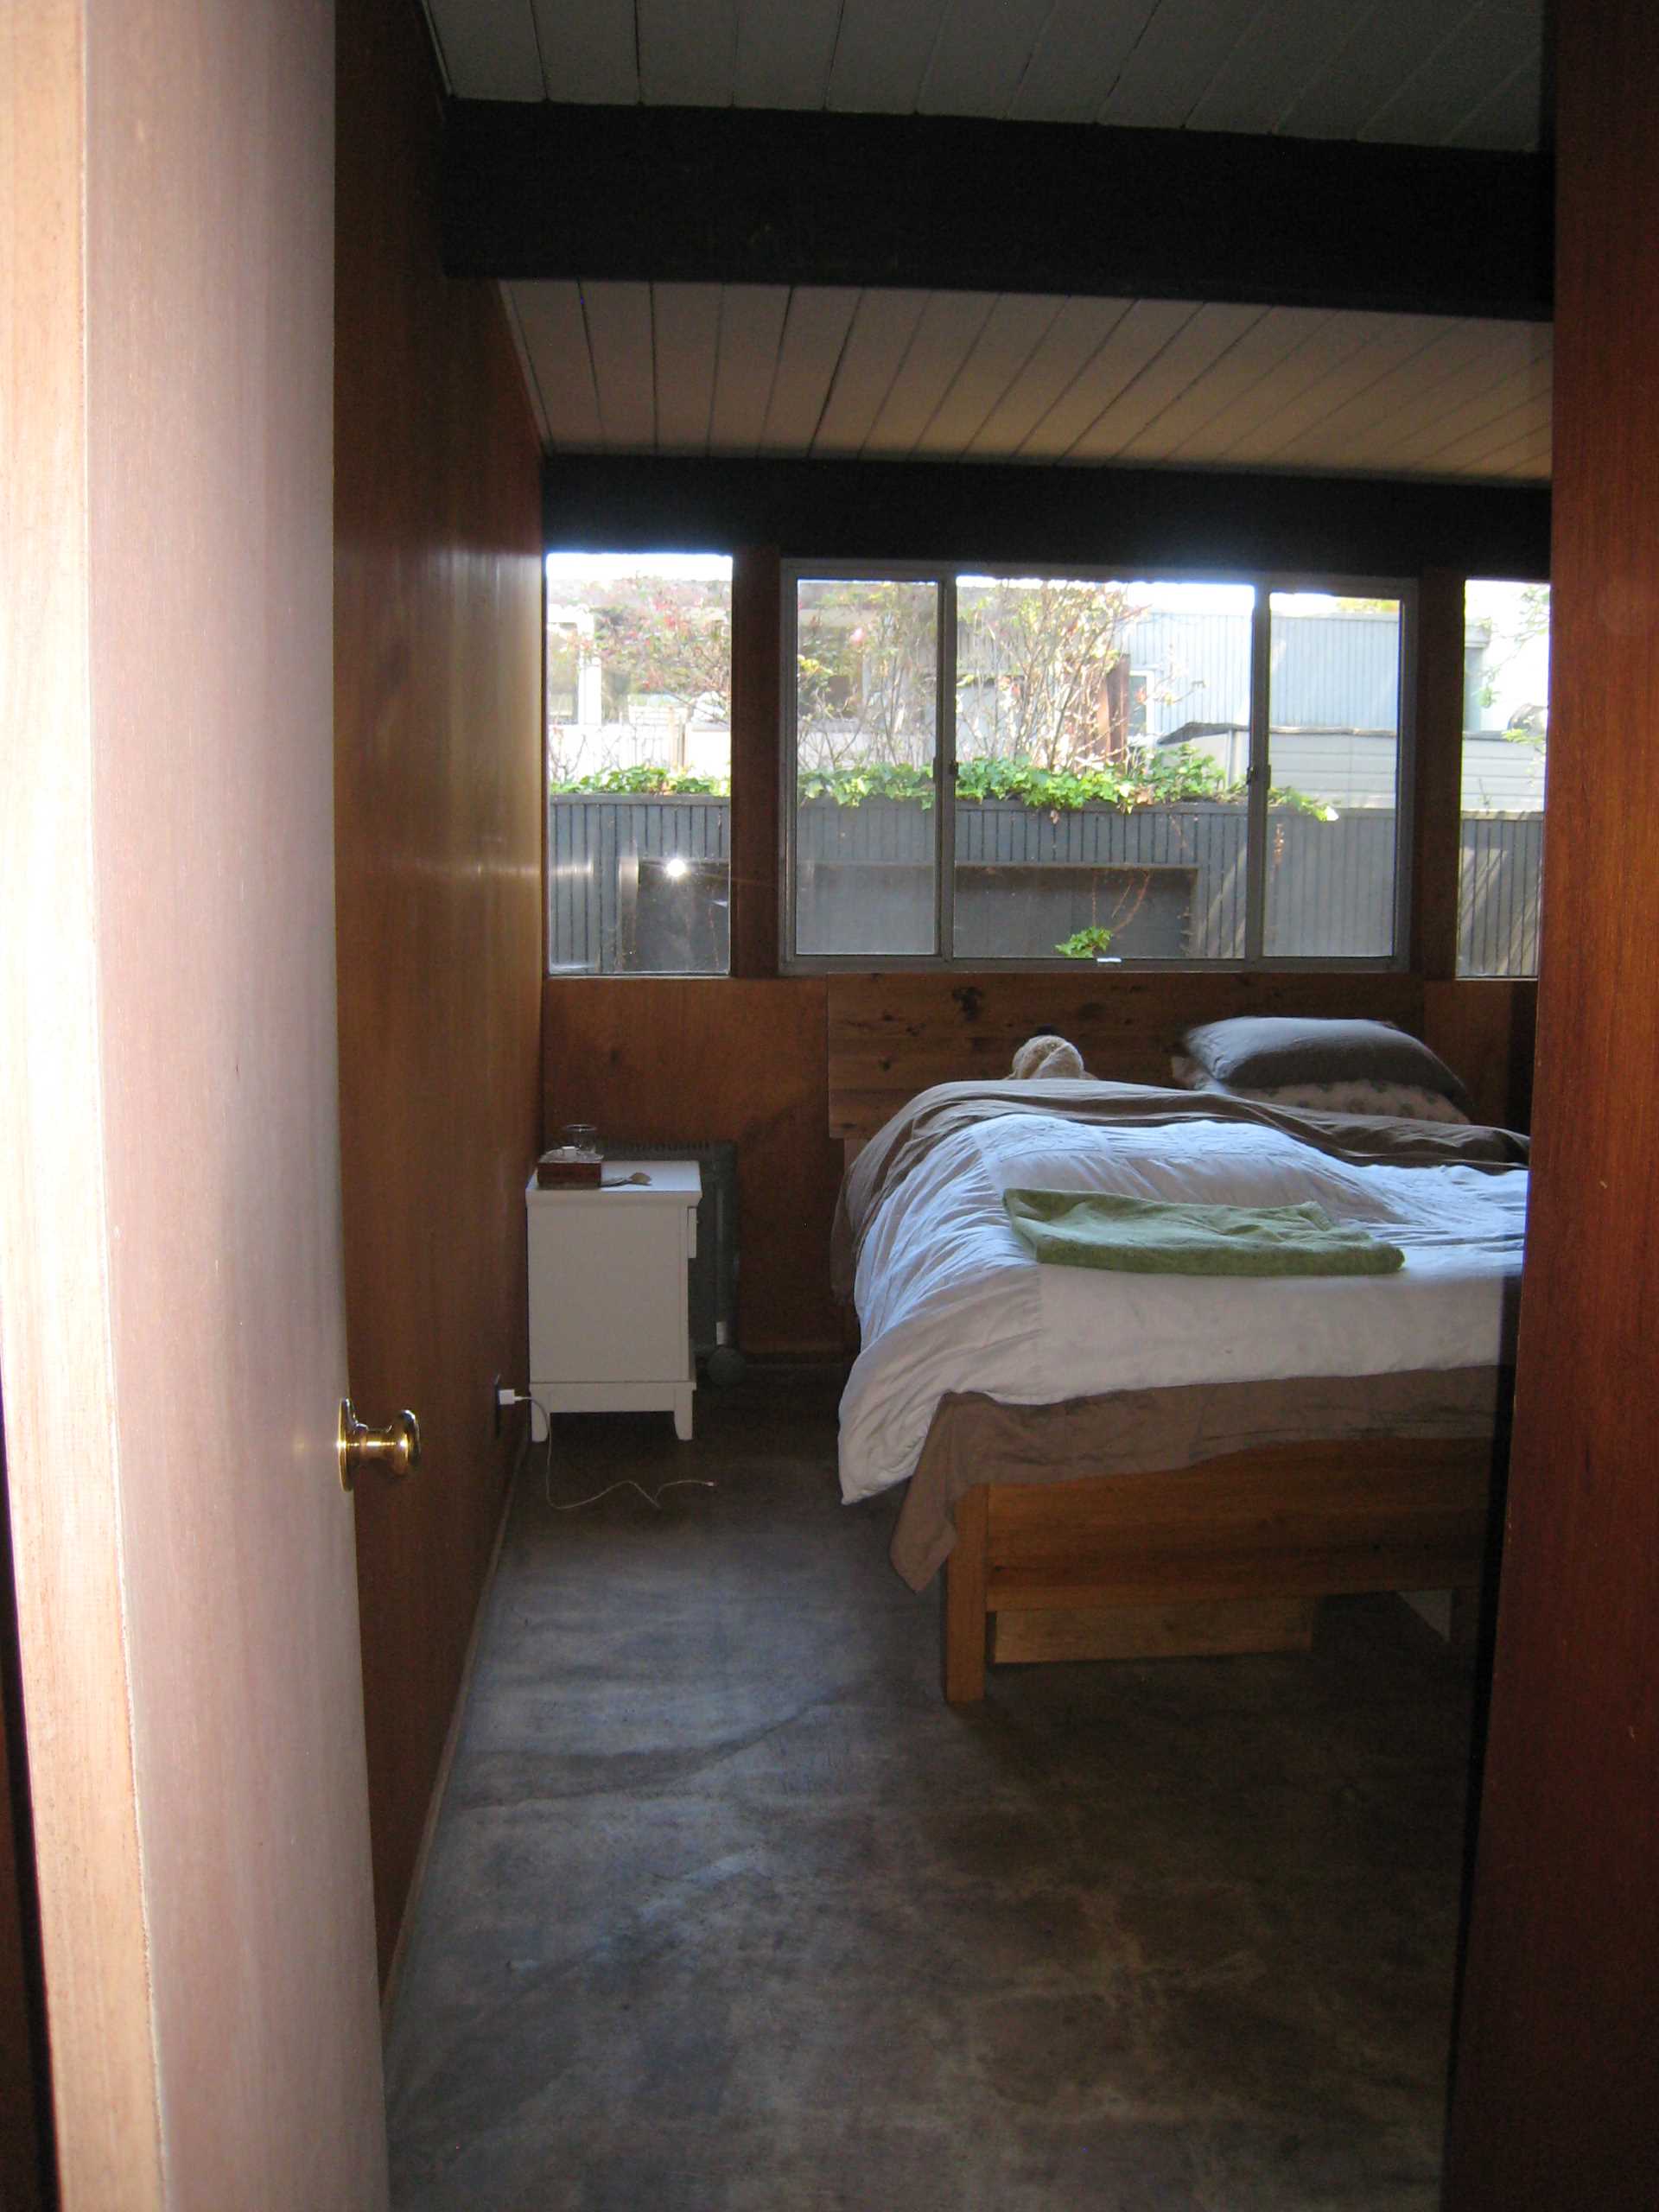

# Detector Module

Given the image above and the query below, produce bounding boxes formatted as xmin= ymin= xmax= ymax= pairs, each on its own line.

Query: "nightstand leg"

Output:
xmin=673 ymin=1388 xmax=694 ymax=1442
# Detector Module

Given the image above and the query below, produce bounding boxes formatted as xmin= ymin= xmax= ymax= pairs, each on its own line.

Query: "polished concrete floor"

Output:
xmin=385 ymin=1369 xmax=1478 ymax=2211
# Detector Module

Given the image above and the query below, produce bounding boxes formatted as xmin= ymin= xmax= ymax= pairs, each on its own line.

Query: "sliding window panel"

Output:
xmin=794 ymin=576 xmax=940 ymax=957
xmin=953 ymin=575 xmax=1255 ymax=963
xmin=1459 ymin=579 xmax=1549 ymax=978
xmin=1265 ymin=590 xmax=1403 ymax=960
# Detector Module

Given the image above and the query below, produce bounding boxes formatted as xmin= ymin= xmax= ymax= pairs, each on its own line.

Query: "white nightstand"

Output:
xmin=526 ymin=1160 xmax=702 ymax=1440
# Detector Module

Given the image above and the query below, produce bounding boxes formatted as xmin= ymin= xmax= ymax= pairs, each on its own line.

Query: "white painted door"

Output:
xmin=1 ymin=4 xmax=388 ymax=2205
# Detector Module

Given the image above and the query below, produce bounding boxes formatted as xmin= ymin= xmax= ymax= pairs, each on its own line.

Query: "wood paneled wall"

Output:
xmin=1422 ymin=980 xmax=1536 ymax=1134
xmin=825 ymin=969 xmax=1426 ymax=1144
xmin=728 ymin=548 xmax=782 ymax=978
xmin=541 ymin=969 xmax=1531 ymax=1359
xmin=335 ymin=0 xmax=544 ymax=1981
xmin=542 ymin=981 xmax=846 ymax=1355
xmin=1445 ymin=3 xmax=1659 ymax=2198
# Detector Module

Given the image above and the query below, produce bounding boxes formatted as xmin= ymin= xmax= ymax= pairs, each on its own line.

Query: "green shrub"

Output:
xmin=548 ymin=750 xmax=1336 ymax=817
xmin=1054 ymin=926 xmax=1116 ymax=960
xmin=547 ymin=764 xmax=727 ymax=797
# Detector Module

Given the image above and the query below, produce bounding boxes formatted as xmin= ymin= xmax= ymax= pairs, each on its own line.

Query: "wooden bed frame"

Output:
xmin=940 ymin=1438 xmax=1493 ymax=1703
xmin=825 ymin=973 xmax=1502 ymax=1703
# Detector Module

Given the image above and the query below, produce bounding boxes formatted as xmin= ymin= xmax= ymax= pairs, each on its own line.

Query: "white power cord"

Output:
xmin=497 ymin=1387 xmax=717 ymax=1515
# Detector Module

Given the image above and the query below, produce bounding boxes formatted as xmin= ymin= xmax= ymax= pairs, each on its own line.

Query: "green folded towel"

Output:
xmin=1002 ymin=1188 xmax=1405 ymax=1277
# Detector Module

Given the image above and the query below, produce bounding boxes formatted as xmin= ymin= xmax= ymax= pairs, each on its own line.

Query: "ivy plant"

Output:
xmin=549 ymin=749 xmax=1337 ymax=819
xmin=1054 ymin=926 xmax=1117 ymax=960
xmin=546 ymin=764 xmax=728 ymax=797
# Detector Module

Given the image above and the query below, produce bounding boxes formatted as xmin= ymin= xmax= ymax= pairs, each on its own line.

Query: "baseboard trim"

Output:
xmin=378 ymin=1426 xmax=528 ymax=2036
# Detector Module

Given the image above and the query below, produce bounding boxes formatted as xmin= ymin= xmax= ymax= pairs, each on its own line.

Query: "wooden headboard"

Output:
xmin=826 ymin=971 xmax=1427 ymax=1148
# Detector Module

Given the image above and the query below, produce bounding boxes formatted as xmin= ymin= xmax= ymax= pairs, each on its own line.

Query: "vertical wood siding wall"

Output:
xmin=334 ymin=0 xmax=544 ymax=1983
xmin=1445 ymin=1 xmax=1659 ymax=2197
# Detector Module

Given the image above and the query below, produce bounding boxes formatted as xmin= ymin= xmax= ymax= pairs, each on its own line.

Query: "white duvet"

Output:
xmin=837 ymin=1109 xmax=1528 ymax=1504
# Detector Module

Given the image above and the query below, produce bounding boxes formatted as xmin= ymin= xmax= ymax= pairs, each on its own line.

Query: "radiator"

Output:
xmin=608 ymin=1140 xmax=738 ymax=1359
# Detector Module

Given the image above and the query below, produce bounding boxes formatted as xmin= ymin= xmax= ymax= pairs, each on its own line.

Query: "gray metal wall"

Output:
xmin=1121 ymin=608 xmax=1252 ymax=736
xmin=549 ymin=795 xmax=1541 ymax=976
xmin=547 ymin=794 xmax=730 ymax=973
xmin=1121 ymin=608 xmax=1400 ymax=739
xmin=1459 ymin=813 xmax=1544 ymax=977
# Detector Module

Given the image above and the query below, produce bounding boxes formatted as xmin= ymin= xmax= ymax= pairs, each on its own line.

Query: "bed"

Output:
xmin=832 ymin=1068 xmax=1528 ymax=1702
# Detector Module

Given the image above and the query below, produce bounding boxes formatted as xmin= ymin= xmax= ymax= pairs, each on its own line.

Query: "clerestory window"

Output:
xmin=1458 ymin=580 xmax=1548 ymax=979
xmin=544 ymin=552 xmax=734 ymax=977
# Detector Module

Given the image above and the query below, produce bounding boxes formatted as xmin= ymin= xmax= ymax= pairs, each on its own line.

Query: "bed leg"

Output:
xmin=943 ymin=1485 xmax=989 ymax=1704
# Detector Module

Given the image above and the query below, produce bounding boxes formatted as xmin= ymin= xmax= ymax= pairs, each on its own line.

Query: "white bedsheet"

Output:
xmin=838 ymin=1109 xmax=1528 ymax=1504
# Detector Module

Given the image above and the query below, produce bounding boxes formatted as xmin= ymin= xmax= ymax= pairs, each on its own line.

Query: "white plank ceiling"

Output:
xmin=430 ymin=0 xmax=1552 ymax=480
xmin=508 ymin=283 xmax=1552 ymax=483
xmin=424 ymin=0 xmax=1546 ymax=149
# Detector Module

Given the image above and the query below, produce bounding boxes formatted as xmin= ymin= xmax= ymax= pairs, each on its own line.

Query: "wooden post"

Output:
xmin=942 ymin=1486 xmax=989 ymax=1705
xmin=1410 ymin=565 xmax=1467 ymax=982
xmin=728 ymin=544 xmax=781 ymax=977
xmin=1444 ymin=2 xmax=1659 ymax=2199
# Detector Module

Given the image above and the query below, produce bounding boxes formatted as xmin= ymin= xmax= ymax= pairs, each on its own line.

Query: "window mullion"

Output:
xmin=936 ymin=575 xmax=956 ymax=963
xmin=779 ymin=574 xmax=799 ymax=966
xmin=1391 ymin=586 xmax=1417 ymax=969
xmin=1244 ymin=585 xmax=1272 ymax=963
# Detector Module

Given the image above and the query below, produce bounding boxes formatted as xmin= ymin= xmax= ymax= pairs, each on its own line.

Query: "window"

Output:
xmin=544 ymin=553 xmax=733 ymax=976
xmin=1266 ymin=591 xmax=1404 ymax=960
xmin=1459 ymin=580 xmax=1548 ymax=978
xmin=784 ymin=567 xmax=1413 ymax=969
xmin=794 ymin=576 xmax=939 ymax=957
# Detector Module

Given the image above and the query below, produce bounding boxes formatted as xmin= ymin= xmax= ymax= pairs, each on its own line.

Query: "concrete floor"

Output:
xmin=385 ymin=1369 xmax=1478 ymax=2211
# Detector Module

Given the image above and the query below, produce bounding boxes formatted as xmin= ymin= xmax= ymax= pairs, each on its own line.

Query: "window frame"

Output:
xmin=779 ymin=559 xmax=1417 ymax=975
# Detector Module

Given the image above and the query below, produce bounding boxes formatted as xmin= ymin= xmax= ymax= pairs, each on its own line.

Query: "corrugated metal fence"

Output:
xmin=549 ymin=797 xmax=1541 ymax=976
xmin=1459 ymin=813 xmax=1544 ymax=978
xmin=548 ymin=794 xmax=731 ymax=974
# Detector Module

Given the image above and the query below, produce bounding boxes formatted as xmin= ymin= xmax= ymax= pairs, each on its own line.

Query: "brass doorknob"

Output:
xmin=338 ymin=1400 xmax=422 ymax=1491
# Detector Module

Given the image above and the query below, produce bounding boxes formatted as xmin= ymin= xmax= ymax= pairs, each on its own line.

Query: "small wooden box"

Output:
xmin=535 ymin=1154 xmax=602 ymax=1189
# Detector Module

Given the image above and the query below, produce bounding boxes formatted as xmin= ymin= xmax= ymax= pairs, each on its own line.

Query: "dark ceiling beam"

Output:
xmin=445 ymin=102 xmax=1553 ymax=322
xmin=542 ymin=454 xmax=1552 ymax=581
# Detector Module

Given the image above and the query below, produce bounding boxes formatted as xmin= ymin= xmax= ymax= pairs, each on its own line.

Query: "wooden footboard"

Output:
xmin=942 ymin=1436 xmax=1494 ymax=1703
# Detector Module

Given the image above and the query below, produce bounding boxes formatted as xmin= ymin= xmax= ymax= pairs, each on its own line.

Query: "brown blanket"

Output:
xmin=888 ymin=1367 xmax=1510 ymax=1591
xmin=833 ymin=1078 xmax=1528 ymax=1300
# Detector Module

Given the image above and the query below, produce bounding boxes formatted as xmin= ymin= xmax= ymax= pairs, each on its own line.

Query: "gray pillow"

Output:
xmin=1179 ymin=1016 xmax=1474 ymax=1116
